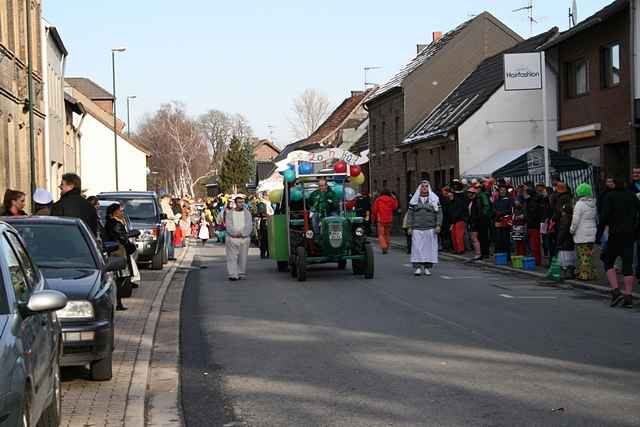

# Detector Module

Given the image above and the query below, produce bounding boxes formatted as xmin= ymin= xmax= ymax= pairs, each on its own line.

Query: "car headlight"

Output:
xmin=305 ymin=230 xmax=314 ymax=239
xmin=355 ymin=227 xmax=364 ymax=237
xmin=56 ymin=301 xmax=94 ymax=320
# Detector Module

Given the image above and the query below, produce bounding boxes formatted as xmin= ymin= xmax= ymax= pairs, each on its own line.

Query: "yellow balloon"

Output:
xmin=269 ymin=189 xmax=283 ymax=203
xmin=351 ymin=173 xmax=365 ymax=186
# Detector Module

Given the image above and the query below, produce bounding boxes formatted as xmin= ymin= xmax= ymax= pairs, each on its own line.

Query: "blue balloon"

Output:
xmin=334 ymin=176 xmax=346 ymax=183
xmin=299 ymin=162 xmax=313 ymax=175
xmin=290 ymin=187 xmax=303 ymax=202
xmin=283 ymin=169 xmax=296 ymax=183
xmin=332 ymin=184 xmax=344 ymax=198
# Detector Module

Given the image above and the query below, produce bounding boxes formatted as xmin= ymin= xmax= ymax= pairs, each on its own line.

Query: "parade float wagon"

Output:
xmin=266 ymin=149 xmax=374 ymax=282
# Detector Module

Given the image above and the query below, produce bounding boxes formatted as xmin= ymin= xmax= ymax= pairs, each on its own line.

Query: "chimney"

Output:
xmin=432 ymin=31 xmax=443 ymax=42
xmin=351 ymin=90 xmax=364 ymax=97
xmin=417 ymin=44 xmax=428 ymax=54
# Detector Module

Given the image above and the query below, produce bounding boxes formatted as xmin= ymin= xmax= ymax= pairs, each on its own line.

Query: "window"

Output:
xmin=449 ymin=168 xmax=455 ymax=182
xmin=5 ymin=232 xmax=38 ymax=289
xmin=394 ymin=116 xmax=400 ymax=145
xmin=602 ymin=43 xmax=621 ymax=88
xmin=567 ymin=60 xmax=589 ymax=97
xmin=381 ymin=121 xmax=386 ymax=150
xmin=119 ymin=198 xmax=157 ymax=221
xmin=371 ymin=124 xmax=377 ymax=152
xmin=1 ymin=234 xmax=30 ymax=304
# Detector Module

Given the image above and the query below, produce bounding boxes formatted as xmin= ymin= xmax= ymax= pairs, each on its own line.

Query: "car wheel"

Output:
xmin=151 ymin=250 xmax=163 ymax=270
xmin=337 ymin=260 xmax=347 ymax=270
xmin=162 ymin=240 xmax=168 ymax=265
xmin=277 ymin=261 xmax=288 ymax=272
xmin=296 ymin=247 xmax=307 ymax=282
xmin=364 ymin=244 xmax=374 ymax=279
xmin=90 ymin=354 xmax=113 ymax=381
xmin=37 ymin=365 xmax=61 ymax=427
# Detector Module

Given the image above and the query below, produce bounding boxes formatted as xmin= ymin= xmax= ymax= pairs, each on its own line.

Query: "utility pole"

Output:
xmin=25 ymin=0 xmax=36 ymax=200
xmin=111 ymin=47 xmax=126 ymax=190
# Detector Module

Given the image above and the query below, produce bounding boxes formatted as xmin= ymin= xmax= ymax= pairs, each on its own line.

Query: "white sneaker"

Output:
xmin=424 ymin=268 xmax=431 ymax=276
xmin=414 ymin=267 xmax=422 ymax=276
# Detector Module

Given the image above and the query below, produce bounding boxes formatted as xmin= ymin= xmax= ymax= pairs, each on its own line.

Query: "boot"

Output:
xmin=610 ymin=288 xmax=624 ymax=307
xmin=622 ymin=294 xmax=633 ymax=309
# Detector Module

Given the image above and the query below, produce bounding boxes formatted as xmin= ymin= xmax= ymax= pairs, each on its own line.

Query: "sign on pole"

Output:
xmin=504 ymin=52 xmax=550 ymax=185
xmin=504 ymin=52 xmax=543 ymax=91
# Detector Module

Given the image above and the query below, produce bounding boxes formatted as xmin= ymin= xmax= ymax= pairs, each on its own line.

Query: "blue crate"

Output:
xmin=523 ymin=256 xmax=536 ymax=271
xmin=495 ymin=253 xmax=508 ymax=266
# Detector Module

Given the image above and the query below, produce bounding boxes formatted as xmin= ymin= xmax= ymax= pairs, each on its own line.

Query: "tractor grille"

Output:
xmin=328 ymin=223 xmax=343 ymax=249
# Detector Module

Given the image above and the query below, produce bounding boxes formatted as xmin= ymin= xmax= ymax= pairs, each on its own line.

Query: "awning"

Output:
xmin=557 ymin=123 xmax=601 ymax=142
xmin=463 ymin=146 xmax=535 ymax=177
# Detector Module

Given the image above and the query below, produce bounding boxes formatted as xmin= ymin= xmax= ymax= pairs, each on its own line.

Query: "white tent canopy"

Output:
xmin=463 ymin=146 xmax=537 ymax=177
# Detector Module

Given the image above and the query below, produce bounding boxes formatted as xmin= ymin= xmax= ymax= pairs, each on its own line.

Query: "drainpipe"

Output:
xmin=630 ymin=0 xmax=638 ymax=170
xmin=25 ymin=0 xmax=37 ymax=202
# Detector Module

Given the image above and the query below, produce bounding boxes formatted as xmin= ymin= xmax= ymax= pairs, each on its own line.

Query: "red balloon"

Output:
xmin=349 ymin=164 xmax=361 ymax=177
xmin=334 ymin=160 xmax=347 ymax=174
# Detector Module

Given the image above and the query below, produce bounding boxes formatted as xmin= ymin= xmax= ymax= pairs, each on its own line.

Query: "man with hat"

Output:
xmin=32 ymin=188 xmax=53 ymax=215
xmin=225 ymin=194 xmax=253 ymax=281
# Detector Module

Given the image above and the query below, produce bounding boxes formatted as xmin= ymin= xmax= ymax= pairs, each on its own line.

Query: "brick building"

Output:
xmin=251 ymin=138 xmax=280 ymax=161
xmin=543 ymin=0 xmax=634 ymax=182
xmin=0 ymin=0 xmax=46 ymax=203
xmin=365 ymin=12 xmax=522 ymax=208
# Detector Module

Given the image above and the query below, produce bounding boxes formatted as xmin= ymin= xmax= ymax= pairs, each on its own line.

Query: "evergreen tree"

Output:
xmin=218 ymin=136 xmax=252 ymax=194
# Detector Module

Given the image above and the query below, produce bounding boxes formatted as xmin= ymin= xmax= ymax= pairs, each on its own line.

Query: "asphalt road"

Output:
xmin=181 ymin=243 xmax=640 ymax=427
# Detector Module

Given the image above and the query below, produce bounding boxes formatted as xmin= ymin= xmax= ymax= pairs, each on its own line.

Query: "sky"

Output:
xmin=44 ymin=0 xmax=609 ymax=148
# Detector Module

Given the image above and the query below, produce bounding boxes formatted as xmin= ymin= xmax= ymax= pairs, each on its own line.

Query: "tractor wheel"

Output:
xmin=296 ymin=247 xmax=307 ymax=282
xmin=289 ymin=256 xmax=297 ymax=278
xmin=352 ymin=260 xmax=364 ymax=275
xmin=364 ymin=244 xmax=374 ymax=279
xmin=337 ymin=260 xmax=347 ymax=270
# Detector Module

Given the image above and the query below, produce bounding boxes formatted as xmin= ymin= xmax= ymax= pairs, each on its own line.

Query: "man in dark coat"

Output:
xmin=50 ymin=173 xmax=99 ymax=236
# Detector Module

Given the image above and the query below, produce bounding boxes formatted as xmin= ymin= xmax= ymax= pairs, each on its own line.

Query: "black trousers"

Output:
xmin=603 ymin=233 xmax=634 ymax=276
xmin=478 ymin=221 xmax=490 ymax=257
xmin=494 ymin=227 xmax=512 ymax=259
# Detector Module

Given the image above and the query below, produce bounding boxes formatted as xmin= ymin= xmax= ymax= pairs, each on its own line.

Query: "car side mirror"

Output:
xmin=160 ymin=213 xmax=168 ymax=220
xmin=103 ymin=241 xmax=119 ymax=254
xmin=20 ymin=290 xmax=68 ymax=318
xmin=128 ymin=230 xmax=141 ymax=238
xmin=105 ymin=256 xmax=127 ymax=272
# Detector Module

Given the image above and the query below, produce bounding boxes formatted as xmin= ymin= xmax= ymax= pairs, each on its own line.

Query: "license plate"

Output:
xmin=330 ymin=231 xmax=342 ymax=240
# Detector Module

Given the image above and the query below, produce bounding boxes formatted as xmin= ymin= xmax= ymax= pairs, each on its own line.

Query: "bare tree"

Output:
xmin=289 ymin=88 xmax=331 ymax=139
xmin=198 ymin=111 xmax=254 ymax=175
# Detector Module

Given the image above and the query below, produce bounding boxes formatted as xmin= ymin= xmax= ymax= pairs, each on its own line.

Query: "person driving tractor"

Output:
xmin=309 ymin=178 xmax=339 ymax=233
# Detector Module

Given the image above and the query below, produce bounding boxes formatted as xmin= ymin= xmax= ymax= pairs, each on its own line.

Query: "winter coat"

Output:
xmin=468 ymin=198 xmax=484 ymax=227
xmin=570 ymin=197 xmax=597 ymax=244
xmin=549 ymin=185 xmax=573 ymax=224
xmin=0 ymin=207 xmax=27 ymax=217
xmin=450 ymin=192 xmax=468 ymax=223
xmin=524 ymin=193 xmax=544 ymax=229
xmin=494 ymin=196 xmax=514 ymax=227
xmin=160 ymin=199 xmax=176 ymax=232
xmin=407 ymin=201 xmax=442 ymax=230
xmin=50 ymin=189 xmax=98 ymax=236
xmin=600 ymin=188 xmax=640 ymax=236
xmin=105 ymin=217 xmax=135 ymax=257
xmin=372 ymin=195 xmax=398 ymax=224
xmin=556 ymin=215 xmax=575 ymax=251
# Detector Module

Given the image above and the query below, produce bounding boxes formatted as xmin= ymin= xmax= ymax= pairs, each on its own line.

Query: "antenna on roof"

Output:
xmin=513 ymin=0 xmax=539 ymax=35
xmin=569 ymin=0 xmax=578 ymax=28
xmin=363 ymin=66 xmax=381 ymax=91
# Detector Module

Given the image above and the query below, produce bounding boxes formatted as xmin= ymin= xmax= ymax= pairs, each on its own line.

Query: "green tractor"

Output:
xmin=267 ymin=156 xmax=374 ymax=282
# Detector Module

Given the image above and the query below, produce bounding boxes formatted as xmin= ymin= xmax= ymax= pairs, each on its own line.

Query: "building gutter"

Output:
xmin=630 ymin=0 xmax=637 ymax=168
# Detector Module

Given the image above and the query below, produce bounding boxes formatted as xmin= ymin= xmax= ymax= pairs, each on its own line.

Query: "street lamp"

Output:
xmin=111 ymin=47 xmax=126 ymax=190
xmin=126 ymin=95 xmax=136 ymax=137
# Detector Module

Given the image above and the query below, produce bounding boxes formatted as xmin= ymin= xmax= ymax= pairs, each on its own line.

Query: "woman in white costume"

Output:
xmin=407 ymin=181 xmax=442 ymax=276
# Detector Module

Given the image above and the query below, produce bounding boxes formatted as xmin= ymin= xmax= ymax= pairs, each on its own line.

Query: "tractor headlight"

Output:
xmin=355 ymin=227 xmax=364 ymax=237
xmin=57 ymin=300 xmax=94 ymax=320
xmin=305 ymin=230 xmax=314 ymax=239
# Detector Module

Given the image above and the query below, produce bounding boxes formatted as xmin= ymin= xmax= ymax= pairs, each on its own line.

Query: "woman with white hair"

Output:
xmin=407 ymin=181 xmax=442 ymax=276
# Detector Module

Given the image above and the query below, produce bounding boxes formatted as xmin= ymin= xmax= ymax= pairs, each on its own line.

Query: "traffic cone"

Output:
xmin=546 ymin=255 xmax=561 ymax=281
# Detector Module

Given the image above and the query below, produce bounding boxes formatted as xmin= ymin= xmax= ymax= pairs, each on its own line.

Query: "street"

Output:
xmin=181 ymin=244 xmax=640 ymax=427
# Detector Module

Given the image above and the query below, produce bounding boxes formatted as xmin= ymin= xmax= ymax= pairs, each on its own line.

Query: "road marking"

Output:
xmin=499 ymin=293 xmax=557 ymax=300
xmin=441 ymin=275 xmax=480 ymax=280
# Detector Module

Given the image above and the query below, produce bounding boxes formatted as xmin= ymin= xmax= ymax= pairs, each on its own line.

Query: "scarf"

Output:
xmin=409 ymin=182 xmax=439 ymax=211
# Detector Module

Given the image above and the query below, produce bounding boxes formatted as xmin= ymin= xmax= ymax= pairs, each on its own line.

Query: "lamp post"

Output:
xmin=111 ymin=47 xmax=126 ymax=190
xmin=126 ymin=95 xmax=136 ymax=137
xmin=25 ymin=0 xmax=36 ymax=200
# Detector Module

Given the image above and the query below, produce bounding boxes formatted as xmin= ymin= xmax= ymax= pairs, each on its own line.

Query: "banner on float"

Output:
xmin=275 ymin=148 xmax=369 ymax=171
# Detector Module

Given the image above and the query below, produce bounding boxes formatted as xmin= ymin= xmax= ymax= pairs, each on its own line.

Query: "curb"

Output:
xmin=390 ymin=241 xmax=639 ymax=298
xmin=124 ymin=245 xmax=190 ymax=426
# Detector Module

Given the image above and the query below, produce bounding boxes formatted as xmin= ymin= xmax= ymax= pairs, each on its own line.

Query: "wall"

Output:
xmin=254 ymin=144 xmax=279 ymax=161
xmin=458 ymin=64 xmax=558 ymax=175
xmin=403 ymin=14 xmax=521 ymax=134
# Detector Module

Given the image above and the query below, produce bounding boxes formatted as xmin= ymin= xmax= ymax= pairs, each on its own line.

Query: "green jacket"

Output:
xmin=478 ymin=191 xmax=493 ymax=218
xmin=309 ymin=189 xmax=338 ymax=216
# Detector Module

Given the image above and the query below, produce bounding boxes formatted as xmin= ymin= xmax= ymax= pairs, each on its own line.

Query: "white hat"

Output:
xmin=33 ymin=188 xmax=53 ymax=205
xmin=234 ymin=193 xmax=247 ymax=200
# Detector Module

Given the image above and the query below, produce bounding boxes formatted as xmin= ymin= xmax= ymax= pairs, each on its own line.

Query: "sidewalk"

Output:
xmin=389 ymin=235 xmax=640 ymax=297
xmin=60 ymin=246 xmax=189 ymax=427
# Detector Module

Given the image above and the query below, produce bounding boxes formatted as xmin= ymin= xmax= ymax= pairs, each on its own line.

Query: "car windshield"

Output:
xmin=12 ymin=223 xmax=97 ymax=269
xmin=119 ymin=199 xmax=157 ymax=221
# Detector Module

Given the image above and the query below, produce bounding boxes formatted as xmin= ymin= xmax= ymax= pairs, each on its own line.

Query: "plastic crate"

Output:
xmin=495 ymin=253 xmax=508 ymax=266
xmin=523 ymin=256 xmax=536 ymax=271
xmin=512 ymin=256 xmax=524 ymax=269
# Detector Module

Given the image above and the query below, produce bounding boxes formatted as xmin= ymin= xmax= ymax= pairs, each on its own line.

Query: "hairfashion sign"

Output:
xmin=504 ymin=52 xmax=543 ymax=91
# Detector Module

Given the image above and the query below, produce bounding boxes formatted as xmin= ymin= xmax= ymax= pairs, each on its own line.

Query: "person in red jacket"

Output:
xmin=371 ymin=189 xmax=398 ymax=254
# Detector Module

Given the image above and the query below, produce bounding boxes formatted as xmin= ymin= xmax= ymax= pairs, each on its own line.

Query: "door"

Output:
xmin=2 ymin=232 xmax=50 ymax=417
xmin=604 ymin=142 xmax=630 ymax=183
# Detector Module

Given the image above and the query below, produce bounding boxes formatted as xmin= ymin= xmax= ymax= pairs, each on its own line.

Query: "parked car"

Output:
xmin=5 ymin=217 xmax=125 ymax=381
xmin=0 ymin=221 xmax=67 ymax=426
xmin=97 ymin=192 xmax=167 ymax=270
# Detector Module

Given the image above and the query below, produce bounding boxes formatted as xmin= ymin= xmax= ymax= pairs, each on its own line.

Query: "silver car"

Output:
xmin=0 ymin=222 xmax=68 ymax=426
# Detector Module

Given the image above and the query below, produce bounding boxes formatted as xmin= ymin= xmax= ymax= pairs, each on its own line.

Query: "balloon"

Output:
xmin=299 ymin=162 xmax=313 ymax=175
xmin=349 ymin=164 xmax=361 ymax=177
xmin=344 ymin=186 xmax=357 ymax=201
xmin=304 ymin=190 xmax=312 ymax=200
xmin=287 ymin=163 xmax=295 ymax=171
xmin=290 ymin=187 xmax=303 ymax=202
xmin=283 ymin=169 xmax=296 ymax=183
xmin=334 ymin=176 xmax=346 ymax=183
xmin=332 ymin=184 xmax=344 ymax=199
xmin=350 ymin=172 xmax=365 ymax=186
xmin=334 ymin=160 xmax=347 ymax=174
xmin=269 ymin=189 xmax=283 ymax=203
